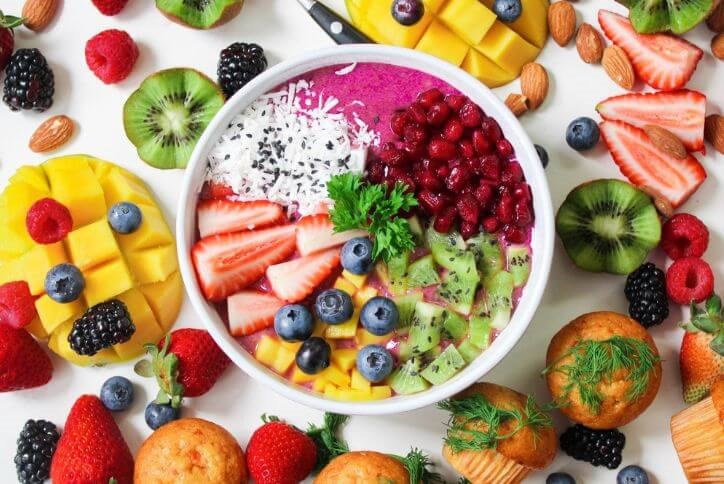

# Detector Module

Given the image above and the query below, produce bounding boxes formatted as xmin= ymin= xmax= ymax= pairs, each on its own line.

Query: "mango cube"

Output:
xmin=351 ymin=369 xmax=371 ymax=392
xmin=83 ymin=258 xmax=134 ymax=307
xmin=112 ymin=289 xmax=164 ymax=359
xmin=324 ymin=383 xmax=340 ymax=398
xmin=35 ymin=295 xmax=84 ymax=334
xmin=0 ymin=242 xmax=67 ymax=295
xmin=332 ymin=349 xmax=358 ymax=372
xmin=475 ymin=22 xmax=540 ymax=76
xmin=9 ymin=166 xmax=49 ymax=193
xmin=49 ymin=319 xmax=119 ymax=367
xmin=342 ymin=270 xmax=367 ymax=289
xmin=356 ymin=328 xmax=390 ymax=347
xmin=255 ymin=335 xmax=280 ymax=367
xmin=43 ymin=156 xmax=106 ymax=228
xmin=462 ymin=49 xmax=516 ymax=88
xmin=371 ymin=386 xmax=393 ymax=400
xmin=364 ymin=0 xmax=433 ymax=47
xmin=424 ymin=0 xmax=447 ymax=13
xmin=125 ymin=244 xmax=177 ymax=284
xmin=116 ymin=204 xmax=173 ymax=251
xmin=333 ymin=277 xmax=357 ymax=296
xmin=291 ymin=365 xmax=317 ymax=384
xmin=415 ymin=21 xmax=470 ymax=66
xmin=312 ymin=377 xmax=329 ymax=392
xmin=0 ymin=225 xmax=32 ymax=261
xmin=333 ymin=388 xmax=375 ymax=401
xmin=97 ymin=168 xmax=154 ymax=207
xmin=439 ymin=0 xmax=497 ymax=45
xmin=325 ymin=309 xmax=360 ymax=339
xmin=321 ymin=364 xmax=351 ymax=388
xmin=139 ymin=272 xmax=183 ymax=330
xmin=26 ymin=317 xmax=48 ymax=340
xmin=353 ymin=287 xmax=378 ymax=307
xmin=480 ymin=0 xmax=549 ymax=48
xmin=66 ymin=220 xmax=121 ymax=270
xmin=272 ymin=344 xmax=297 ymax=374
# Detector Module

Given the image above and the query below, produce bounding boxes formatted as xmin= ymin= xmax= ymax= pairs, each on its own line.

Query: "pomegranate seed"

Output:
xmin=472 ymin=129 xmax=492 ymax=155
xmin=496 ymin=139 xmax=515 ymax=159
xmin=421 ymin=158 xmax=442 ymax=172
xmin=459 ymin=102 xmax=483 ymax=127
xmin=380 ymin=143 xmax=408 ymax=167
xmin=479 ymin=154 xmax=501 ymax=181
xmin=513 ymin=182 xmax=531 ymax=202
xmin=496 ymin=194 xmax=515 ymax=224
xmin=404 ymin=124 xmax=428 ymax=144
xmin=460 ymin=221 xmax=479 ymax=240
xmin=418 ymin=190 xmax=446 ymax=214
xmin=391 ymin=111 xmax=412 ymax=137
xmin=417 ymin=88 xmax=444 ymax=109
xmin=428 ymin=138 xmax=458 ymax=161
xmin=514 ymin=199 xmax=533 ymax=227
xmin=501 ymin=162 xmax=524 ymax=185
xmin=434 ymin=206 xmax=457 ymax=233
xmin=475 ymin=183 xmax=495 ymax=209
xmin=387 ymin=167 xmax=405 ymax=180
xmin=456 ymin=194 xmax=480 ymax=224
xmin=481 ymin=117 xmax=502 ymax=142
xmin=458 ymin=139 xmax=475 ymax=159
xmin=504 ymin=225 xmax=527 ymax=244
xmin=445 ymin=93 xmax=467 ymax=112
xmin=482 ymin=216 xmax=500 ymax=234
xmin=436 ymin=165 xmax=451 ymax=178
xmin=442 ymin=117 xmax=464 ymax=142
xmin=416 ymin=170 xmax=442 ymax=191
xmin=407 ymin=103 xmax=427 ymax=124
xmin=445 ymin=164 xmax=471 ymax=192
xmin=403 ymin=141 xmax=426 ymax=160
xmin=427 ymin=101 xmax=452 ymax=126
xmin=368 ymin=162 xmax=385 ymax=183
xmin=396 ymin=175 xmax=417 ymax=193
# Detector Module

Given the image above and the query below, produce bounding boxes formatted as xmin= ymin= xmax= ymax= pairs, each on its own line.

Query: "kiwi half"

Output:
xmin=156 ymin=0 xmax=243 ymax=29
xmin=628 ymin=0 xmax=714 ymax=33
xmin=556 ymin=179 xmax=661 ymax=275
xmin=123 ymin=68 xmax=224 ymax=170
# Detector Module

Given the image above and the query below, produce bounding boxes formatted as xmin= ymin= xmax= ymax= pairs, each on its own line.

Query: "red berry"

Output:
xmin=496 ymin=138 xmax=515 ymax=159
xmin=514 ymin=200 xmax=533 ymax=227
xmin=403 ymin=124 xmax=428 ymax=144
xmin=390 ymin=110 xmax=411 ymax=137
xmin=160 ymin=329 xmax=231 ymax=397
xmin=460 ymin=221 xmax=479 ymax=239
xmin=427 ymin=101 xmax=451 ymax=126
xmin=436 ymin=165 xmax=451 ymax=178
xmin=482 ymin=216 xmax=501 ymax=234
xmin=416 ymin=170 xmax=442 ymax=191
xmin=445 ymin=164 xmax=471 ymax=192
xmin=0 ymin=28 xmax=15 ymax=71
xmin=0 ymin=324 xmax=52 ymax=392
xmin=479 ymin=154 xmax=502 ymax=181
xmin=91 ymin=0 xmax=129 ymax=15
xmin=85 ymin=29 xmax=138 ymax=84
xmin=434 ymin=206 xmax=457 ymax=233
xmin=496 ymin=194 xmax=515 ymax=224
xmin=457 ymin=139 xmax=475 ymax=159
xmin=406 ymin=103 xmax=427 ymax=124
xmin=26 ymin=198 xmax=73 ymax=244
xmin=475 ymin=183 xmax=495 ymax=209
xmin=472 ymin=129 xmax=492 ymax=155
xmin=661 ymin=214 xmax=710 ymax=260
xmin=501 ymin=162 xmax=524 ymax=186
xmin=403 ymin=141 xmax=426 ymax=160
xmin=445 ymin=93 xmax=467 ymax=111
xmin=418 ymin=190 xmax=446 ymax=214
xmin=0 ymin=281 xmax=36 ymax=329
xmin=456 ymin=194 xmax=480 ymax=224
xmin=442 ymin=117 xmax=464 ymax=141
xmin=481 ymin=117 xmax=502 ymax=142
xmin=459 ymin=102 xmax=483 ymax=127
xmin=417 ymin=88 xmax=444 ymax=109
xmin=428 ymin=138 xmax=458 ymax=161
xmin=504 ymin=225 xmax=527 ymax=244
xmin=513 ymin=182 xmax=532 ymax=203
xmin=666 ymin=257 xmax=714 ymax=304
xmin=246 ymin=420 xmax=317 ymax=484
xmin=379 ymin=143 xmax=408 ymax=167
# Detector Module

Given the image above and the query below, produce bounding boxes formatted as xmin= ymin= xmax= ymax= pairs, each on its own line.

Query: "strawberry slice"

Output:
xmin=200 ymin=181 xmax=235 ymax=201
xmin=597 ymin=90 xmax=706 ymax=153
xmin=296 ymin=214 xmax=367 ymax=256
xmin=197 ymin=200 xmax=285 ymax=238
xmin=228 ymin=291 xmax=285 ymax=336
xmin=598 ymin=10 xmax=703 ymax=91
xmin=600 ymin=120 xmax=707 ymax=208
xmin=267 ymin=248 xmax=341 ymax=302
xmin=192 ymin=225 xmax=296 ymax=301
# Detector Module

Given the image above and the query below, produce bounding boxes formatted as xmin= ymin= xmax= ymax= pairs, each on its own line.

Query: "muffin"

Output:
xmin=134 ymin=418 xmax=247 ymax=484
xmin=671 ymin=377 xmax=724 ymax=482
xmin=544 ymin=311 xmax=662 ymax=429
xmin=440 ymin=382 xmax=557 ymax=484
xmin=315 ymin=451 xmax=409 ymax=484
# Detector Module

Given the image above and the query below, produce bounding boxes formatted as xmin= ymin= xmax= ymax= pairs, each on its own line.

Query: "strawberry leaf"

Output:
xmin=692 ymin=315 xmax=719 ymax=334
xmin=710 ymin=332 xmax=724 ymax=357
xmin=133 ymin=359 xmax=153 ymax=378
xmin=706 ymin=295 xmax=722 ymax=316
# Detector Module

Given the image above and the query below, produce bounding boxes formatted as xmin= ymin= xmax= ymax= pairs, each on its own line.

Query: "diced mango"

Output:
xmin=35 ymin=295 xmax=84 ymax=334
xmin=332 ymin=349 xmax=358 ymax=372
xmin=342 ymin=270 xmax=367 ymax=289
xmin=83 ymin=258 xmax=134 ymax=307
xmin=321 ymin=364 xmax=351 ymax=388
xmin=97 ymin=167 xmax=154 ymax=207
xmin=312 ymin=377 xmax=329 ymax=392
xmin=291 ymin=365 xmax=317 ymax=384
xmin=66 ymin=220 xmax=121 ymax=270
xmin=364 ymin=0 xmax=434 ymax=47
xmin=326 ymin=309 xmax=360 ymax=339
xmin=280 ymin=340 xmax=302 ymax=352
xmin=475 ymin=22 xmax=540 ymax=76
xmin=0 ymin=224 xmax=32 ymax=262
xmin=424 ymin=0 xmax=447 ymax=13
xmin=26 ymin=316 xmax=48 ymax=340
xmin=480 ymin=0 xmax=549 ymax=48
xmin=272 ymin=344 xmax=297 ymax=374
xmin=355 ymin=328 xmax=390 ymax=346
xmin=439 ymin=0 xmax=497 ymax=45
xmin=353 ymin=287 xmax=378 ymax=307
xmin=9 ymin=166 xmax=49 ymax=193
xmin=43 ymin=156 xmax=106 ymax=228
xmin=312 ymin=320 xmax=326 ymax=338
xmin=333 ymin=388 xmax=376 ymax=401
xmin=255 ymin=335 xmax=279 ymax=367
xmin=139 ymin=271 xmax=183 ymax=331
xmin=371 ymin=385 xmax=393 ymax=400
xmin=125 ymin=244 xmax=177 ymax=284
xmin=48 ymin=318 xmax=120 ymax=366
xmin=333 ymin=277 xmax=357 ymax=297
xmin=0 ymin=242 xmax=67 ymax=295
xmin=324 ymin=383 xmax=340 ymax=398
xmin=415 ymin=21 xmax=469 ymax=66
xmin=112 ymin=289 xmax=164 ymax=359
xmin=462 ymin=49 xmax=517 ymax=88
xmin=351 ymin=369 xmax=371 ymax=392
xmin=115 ymin=204 xmax=173 ymax=251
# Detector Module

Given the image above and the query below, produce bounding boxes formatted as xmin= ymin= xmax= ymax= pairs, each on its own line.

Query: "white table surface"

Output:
xmin=0 ymin=0 xmax=721 ymax=482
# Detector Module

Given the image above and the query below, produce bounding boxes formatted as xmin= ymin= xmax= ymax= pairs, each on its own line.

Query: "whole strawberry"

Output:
xmin=680 ymin=294 xmax=724 ymax=403
xmin=0 ymin=325 xmax=52 ymax=392
xmin=50 ymin=395 xmax=134 ymax=484
xmin=0 ymin=10 xmax=23 ymax=70
xmin=91 ymin=0 xmax=129 ymax=16
xmin=246 ymin=417 xmax=318 ymax=484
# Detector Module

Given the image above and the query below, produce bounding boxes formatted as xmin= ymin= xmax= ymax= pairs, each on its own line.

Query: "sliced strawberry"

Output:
xmin=597 ymin=90 xmax=706 ymax=153
xmin=200 ymin=181 xmax=235 ymax=200
xmin=598 ymin=10 xmax=703 ymax=91
xmin=267 ymin=248 xmax=341 ymax=302
xmin=228 ymin=291 xmax=285 ymax=336
xmin=296 ymin=214 xmax=367 ymax=256
xmin=197 ymin=200 xmax=285 ymax=238
xmin=600 ymin=120 xmax=706 ymax=208
xmin=192 ymin=225 xmax=296 ymax=301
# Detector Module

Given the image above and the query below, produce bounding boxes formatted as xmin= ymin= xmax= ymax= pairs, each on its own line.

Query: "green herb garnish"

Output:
xmin=327 ymin=173 xmax=418 ymax=262
xmin=437 ymin=393 xmax=553 ymax=453
xmin=541 ymin=335 xmax=660 ymax=414
xmin=391 ymin=448 xmax=444 ymax=484
xmin=306 ymin=412 xmax=350 ymax=473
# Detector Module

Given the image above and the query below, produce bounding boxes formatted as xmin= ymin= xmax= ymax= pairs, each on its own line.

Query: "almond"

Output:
xmin=576 ymin=23 xmax=604 ymax=64
xmin=707 ymin=0 xmax=724 ymax=33
xmin=520 ymin=63 xmax=549 ymax=110
xmin=22 ymin=0 xmax=58 ymax=32
xmin=548 ymin=1 xmax=577 ymax=46
xmin=602 ymin=45 xmax=635 ymax=90
xmin=505 ymin=93 xmax=528 ymax=117
xmin=705 ymin=114 xmax=724 ymax=154
xmin=643 ymin=124 xmax=687 ymax=159
xmin=29 ymin=115 xmax=74 ymax=153
xmin=712 ymin=34 xmax=724 ymax=59
xmin=640 ymin=185 xmax=674 ymax=219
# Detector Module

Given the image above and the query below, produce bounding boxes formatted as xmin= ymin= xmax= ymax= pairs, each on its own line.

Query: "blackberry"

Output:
xmin=68 ymin=299 xmax=135 ymax=356
xmin=560 ymin=424 xmax=625 ymax=469
xmin=3 ymin=48 xmax=54 ymax=112
xmin=217 ymin=42 xmax=267 ymax=99
xmin=14 ymin=419 xmax=59 ymax=484
xmin=625 ymin=262 xmax=669 ymax=328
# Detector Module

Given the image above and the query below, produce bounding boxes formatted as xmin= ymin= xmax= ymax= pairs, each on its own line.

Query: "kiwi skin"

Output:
xmin=157 ymin=0 xmax=243 ymax=30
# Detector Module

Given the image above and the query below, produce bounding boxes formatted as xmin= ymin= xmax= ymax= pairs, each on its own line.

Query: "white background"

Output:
xmin=0 ymin=0 xmax=721 ymax=482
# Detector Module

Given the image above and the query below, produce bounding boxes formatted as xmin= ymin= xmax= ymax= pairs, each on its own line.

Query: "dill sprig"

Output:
xmin=391 ymin=448 xmax=444 ymax=484
xmin=541 ymin=336 xmax=660 ymax=414
xmin=306 ymin=413 xmax=350 ymax=473
xmin=437 ymin=393 xmax=553 ymax=453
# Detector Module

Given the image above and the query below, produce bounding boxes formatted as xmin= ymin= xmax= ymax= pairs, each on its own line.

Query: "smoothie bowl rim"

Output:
xmin=177 ymin=44 xmax=555 ymax=415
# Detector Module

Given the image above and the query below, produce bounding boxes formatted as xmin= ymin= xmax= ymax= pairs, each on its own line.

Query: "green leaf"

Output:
xmin=692 ymin=315 xmax=719 ymax=334
xmin=108 ymin=478 xmax=118 ymax=484
xmin=710 ymin=332 xmax=724 ymax=357
xmin=134 ymin=359 xmax=154 ymax=378
xmin=391 ymin=448 xmax=443 ymax=484
xmin=706 ymin=295 xmax=722 ymax=316
xmin=306 ymin=412 xmax=349 ymax=473
xmin=680 ymin=321 xmax=700 ymax=333
xmin=0 ymin=11 xmax=24 ymax=29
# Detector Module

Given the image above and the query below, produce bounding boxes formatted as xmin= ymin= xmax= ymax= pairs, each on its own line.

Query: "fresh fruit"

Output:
xmin=507 ymin=245 xmax=531 ymax=287
xmin=229 ymin=291 xmax=285 ymax=337
xmin=45 ymin=263 xmax=85 ymax=303
xmin=493 ymin=0 xmax=522 ymax=23
xmin=624 ymin=263 xmax=669 ymax=328
xmin=627 ymin=0 xmax=715 ymax=34
xmin=577 ymin=23 xmax=604 ymax=64
xmin=14 ymin=419 xmax=59 ymax=484
xmin=485 ymin=270 xmax=514 ymax=328
xmin=274 ymin=304 xmax=314 ymax=342
xmin=602 ymin=45 xmax=636 ymax=90
xmin=3 ymin=48 xmax=54 ymax=112
xmin=266 ymin=247 xmax=341 ymax=303
xmin=85 ymin=29 xmax=139 ymax=84
xmin=92 ymin=0 xmax=130 ymax=15
xmin=438 ymin=264 xmax=480 ymax=315
xmin=420 ymin=344 xmax=465 ymax=384
xmin=155 ymin=0 xmax=243 ymax=29
xmin=408 ymin=301 xmax=444 ymax=353
xmin=29 ymin=115 xmax=75 ymax=153
xmin=666 ymin=257 xmax=714 ymax=304
xmin=547 ymin=473 xmax=576 ymax=484
xmin=361 ymin=296 xmax=400 ymax=336
xmin=108 ymin=201 xmax=142 ymax=234
xmin=661 ymin=213 xmax=709 ymax=260
xmin=341 ymin=237 xmax=374 ymax=275
xmin=597 ymin=90 xmax=706 ymax=153
xmin=520 ymin=62 xmax=548 ymax=109
xmin=599 ymin=120 xmax=706 ymax=208
xmin=123 ymin=68 xmax=225 ymax=169
xmin=197 ymin=199 xmax=283 ymax=238
xmin=548 ymin=0 xmax=576 ymax=46
xmin=356 ymin=344 xmax=394 ymax=383
xmin=21 ymin=0 xmax=58 ymax=32
xmin=26 ymin=198 xmax=73 ymax=244
xmin=246 ymin=418 xmax=318 ymax=484
xmin=556 ymin=179 xmax=661 ymax=275
xmin=598 ymin=10 xmax=703 ymax=90
xmin=144 ymin=402 xmax=180 ymax=430
xmin=217 ymin=42 xmax=267 ymax=99
xmin=407 ymin=254 xmax=440 ymax=288
xmin=315 ymin=289 xmax=354 ymax=324
xmin=0 ymin=325 xmax=52 ymax=391
xmin=389 ymin=357 xmax=429 ymax=394
xmin=68 ymin=300 xmax=135 ymax=356
xmin=617 ymin=465 xmax=649 ymax=484
xmin=50 ymin=395 xmax=134 ymax=484
xmin=560 ymin=424 xmax=626 ymax=469
xmin=296 ymin=337 xmax=331 ymax=375
xmin=100 ymin=376 xmax=134 ymax=411
xmin=704 ymin=114 xmax=724 ymax=154
xmin=0 ymin=11 xmax=23 ymax=71
xmin=566 ymin=117 xmax=600 ymax=151
xmin=392 ymin=0 xmax=425 ymax=25
xmin=0 ymin=281 xmax=36 ymax=328
xmin=296 ymin=214 xmax=365 ymax=257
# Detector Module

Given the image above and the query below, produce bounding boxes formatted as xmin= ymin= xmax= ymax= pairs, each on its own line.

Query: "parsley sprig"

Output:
xmin=327 ymin=173 xmax=418 ymax=262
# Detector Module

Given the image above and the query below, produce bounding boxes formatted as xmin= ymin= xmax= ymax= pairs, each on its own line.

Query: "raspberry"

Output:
xmin=666 ymin=257 xmax=714 ymax=304
xmin=661 ymin=213 xmax=709 ymax=260
xmin=85 ymin=29 xmax=138 ymax=84
xmin=26 ymin=198 xmax=72 ymax=244
xmin=0 ymin=281 xmax=36 ymax=329
xmin=91 ymin=0 xmax=129 ymax=16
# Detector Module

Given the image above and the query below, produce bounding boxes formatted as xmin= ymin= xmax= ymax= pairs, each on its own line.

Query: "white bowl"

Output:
xmin=177 ymin=45 xmax=554 ymax=415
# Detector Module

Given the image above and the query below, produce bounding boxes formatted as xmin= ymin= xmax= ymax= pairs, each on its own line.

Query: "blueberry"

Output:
xmin=100 ymin=376 xmax=134 ymax=412
xmin=341 ymin=237 xmax=374 ymax=275
xmin=566 ymin=117 xmax=600 ymax=151
xmin=493 ymin=0 xmax=522 ymax=23
xmin=295 ymin=337 xmax=331 ymax=375
xmin=315 ymin=289 xmax=354 ymax=324
xmin=145 ymin=402 xmax=180 ymax=430
xmin=535 ymin=144 xmax=549 ymax=169
xmin=108 ymin=201 xmax=142 ymax=234
xmin=274 ymin=304 xmax=314 ymax=342
xmin=360 ymin=297 xmax=399 ymax=336
xmin=617 ymin=465 xmax=649 ymax=484
xmin=356 ymin=345 xmax=394 ymax=383
xmin=547 ymin=472 xmax=576 ymax=484
xmin=392 ymin=0 xmax=424 ymax=26
xmin=45 ymin=263 xmax=85 ymax=303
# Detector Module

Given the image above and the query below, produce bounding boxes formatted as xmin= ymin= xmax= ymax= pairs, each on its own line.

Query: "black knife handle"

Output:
xmin=308 ymin=2 xmax=373 ymax=44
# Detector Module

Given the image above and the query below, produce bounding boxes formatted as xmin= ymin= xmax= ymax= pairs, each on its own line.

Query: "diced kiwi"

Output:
xmin=467 ymin=233 xmax=504 ymax=280
xmin=123 ymin=68 xmax=224 ymax=169
xmin=156 ymin=0 xmax=244 ymax=29
xmin=469 ymin=316 xmax=492 ymax=349
xmin=442 ymin=310 xmax=468 ymax=342
xmin=426 ymin=228 xmax=467 ymax=271
xmin=407 ymin=215 xmax=424 ymax=244
xmin=437 ymin=256 xmax=480 ymax=316
xmin=457 ymin=339 xmax=483 ymax=363
xmin=629 ymin=0 xmax=714 ymax=34
xmin=420 ymin=345 xmax=466 ymax=385
xmin=388 ymin=357 xmax=430 ymax=395
xmin=386 ymin=252 xmax=410 ymax=296
xmin=507 ymin=245 xmax=531 ymax=287
xmin=394 ymin=292 xmax=423 ymax=331
xmin=555 ymin=179 xmax=661 ymax=275
xmin=408 ymin=301 xmax=445 ymax=355
xmin=407 ymin=255 xmax=440 ymax=288
xmin=485 ymin=271 xmax=514 ymax=330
